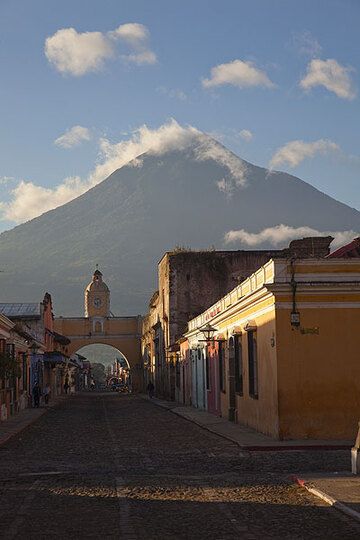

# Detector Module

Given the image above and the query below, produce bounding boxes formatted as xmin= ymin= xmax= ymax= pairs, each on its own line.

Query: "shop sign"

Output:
xmin=205 ymin=305 xmax=221 ymax=321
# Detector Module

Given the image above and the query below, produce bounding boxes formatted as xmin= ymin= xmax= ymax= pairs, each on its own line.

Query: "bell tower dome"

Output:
xmin=84 ymin=266 xmax=110 ymax=318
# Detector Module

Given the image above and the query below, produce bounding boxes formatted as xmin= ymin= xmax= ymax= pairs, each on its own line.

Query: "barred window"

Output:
xmin=234 ymin=335 xmax=243 ymax=395
xmin=247 ymin=331 xmax=258 ymax=398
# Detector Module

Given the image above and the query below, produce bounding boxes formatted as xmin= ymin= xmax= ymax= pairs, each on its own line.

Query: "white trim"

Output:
xmin=67 ymin=333 xmax=141 ymax=339
xmin=275 ymin=302 xmax=360 ymax=309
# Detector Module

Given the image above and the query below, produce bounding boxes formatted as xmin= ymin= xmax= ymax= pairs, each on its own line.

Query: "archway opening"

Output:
xmin=75 ymin=344 xmax=131 ymax=391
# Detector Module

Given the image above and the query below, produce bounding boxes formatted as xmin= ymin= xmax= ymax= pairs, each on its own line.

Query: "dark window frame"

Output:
xmin=218 ymin=340 xmax=226 ymax=393
xmin=247 ymin=330 xmax=258 ymax=399
xmin=234 ymin=334 xmax=243 ymax=395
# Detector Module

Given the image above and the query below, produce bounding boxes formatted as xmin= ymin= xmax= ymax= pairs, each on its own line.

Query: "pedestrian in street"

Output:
xmin=44 ymin=383 xmax=51 ymax=405
xmin=32 ymin=382 xmax=41 ymax=408
xmin=64 ymin=380 xmax=69 ymax=394
xmin=147 ymin=380 xmax=155 ymax=399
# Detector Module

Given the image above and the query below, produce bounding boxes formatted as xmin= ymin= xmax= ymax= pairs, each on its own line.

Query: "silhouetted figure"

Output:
xmin=44 ymin=383 xmax=51 ymax=405
xmin=64 ymin=381 xmax=69 ymax=394
xmin=147 ymin=381 xmax=155 ymax=399
xmin=32 ymin=383 xmax=41 ymax=408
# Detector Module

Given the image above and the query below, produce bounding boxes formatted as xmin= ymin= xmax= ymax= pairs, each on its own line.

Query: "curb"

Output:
xmin=294 ymin=476 xmax=360 ymax=524
xmin=143 ymin=396 xmax=351 ymax=452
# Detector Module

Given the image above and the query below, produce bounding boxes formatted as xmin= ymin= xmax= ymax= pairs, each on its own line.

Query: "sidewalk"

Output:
xmin=295 ymin=473 xmax=360 ymax=524
xmin=0 ymin=395 xmax=66 ymax=447
xmin=142 ymin=395 xmax=352 ymax=451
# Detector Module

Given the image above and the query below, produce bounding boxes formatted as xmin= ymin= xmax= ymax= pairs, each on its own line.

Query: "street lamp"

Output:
xmin=198 ymin=323 xmax=219 ymax=343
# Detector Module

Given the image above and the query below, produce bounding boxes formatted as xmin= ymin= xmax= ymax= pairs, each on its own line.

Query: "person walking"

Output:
xmin=64 ymin=380 xmax=69 ymax=394
xmin=147 ymin=380 xmax=155 ymax=399
xmin=32 ymin=382 xmax=41 ymax=408
xmin=44 ymin=383 xmax=51 ymax=405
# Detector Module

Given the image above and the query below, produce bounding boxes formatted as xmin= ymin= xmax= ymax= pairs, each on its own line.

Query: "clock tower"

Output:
xmin=84 ymin=267 xmax=110 ymax=318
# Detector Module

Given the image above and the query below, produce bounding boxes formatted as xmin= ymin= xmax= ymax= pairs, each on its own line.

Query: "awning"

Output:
xmin=43 ymin=352 xmax=67 ymax=365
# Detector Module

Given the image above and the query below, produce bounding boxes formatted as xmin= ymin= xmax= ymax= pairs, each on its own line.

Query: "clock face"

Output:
xmin=93 ymin=297 xmax=102 ymax=308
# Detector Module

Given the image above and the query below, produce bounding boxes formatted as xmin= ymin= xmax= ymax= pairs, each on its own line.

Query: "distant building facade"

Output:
xmin=141 ymin=237 xmax=332 ymax=400
xmin=184 ymin=256 xmax=360 ymax=440
xmin=54 ymin=268 xmax=142 ymax=391
xmin=0 ymin=293 xmax=72 ymax=420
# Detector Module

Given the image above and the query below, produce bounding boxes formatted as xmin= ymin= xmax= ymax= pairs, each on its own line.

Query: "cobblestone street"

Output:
xmin=0 ymin=394 xmax=359 ymax=539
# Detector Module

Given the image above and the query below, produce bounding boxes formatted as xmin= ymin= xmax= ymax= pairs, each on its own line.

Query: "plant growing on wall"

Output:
xmin=0 ymin=352 xmax=21 ymax=380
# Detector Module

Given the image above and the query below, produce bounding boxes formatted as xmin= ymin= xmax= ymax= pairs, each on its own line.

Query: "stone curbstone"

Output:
xmin=294 ymin=476 xmax=360 ymax=525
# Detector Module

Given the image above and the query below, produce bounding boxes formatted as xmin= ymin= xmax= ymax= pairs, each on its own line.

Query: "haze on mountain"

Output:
xmin=0 ymin=127 xmax=359 ymax=316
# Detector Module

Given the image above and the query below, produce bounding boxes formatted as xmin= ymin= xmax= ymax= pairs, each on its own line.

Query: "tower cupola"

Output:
xmin=84 ymin=266 xmax=110 ymax=318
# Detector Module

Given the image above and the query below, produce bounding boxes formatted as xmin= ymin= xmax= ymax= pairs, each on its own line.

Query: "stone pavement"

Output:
xmin=1 ymin=393 xmax=359 ymax=538
xmin=143 ymin=395 xmax=352 ymax=450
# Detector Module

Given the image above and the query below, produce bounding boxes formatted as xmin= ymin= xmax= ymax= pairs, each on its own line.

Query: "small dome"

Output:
xmin=85 ymin=267 xmax=109 ymax=293
xmin=85 ymin=280 xmax=109 ymax=293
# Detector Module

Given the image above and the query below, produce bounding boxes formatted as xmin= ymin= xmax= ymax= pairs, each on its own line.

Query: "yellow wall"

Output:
xmin=215 ymin=299 xmax=280 ymax=437
xmin=276 ymin=302 xmax=360 ymax=440
xmin=235 ymin=309 xmax=279 ymax=437
xmin=187 ymin=258 xmax=360 ymax=441
xmin=54 ymin=316 xmax=143 ymax=390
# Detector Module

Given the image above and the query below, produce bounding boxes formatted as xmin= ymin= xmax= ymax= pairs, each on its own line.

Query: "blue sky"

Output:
xmin=0 ymin=0 xmax=359 ymax=232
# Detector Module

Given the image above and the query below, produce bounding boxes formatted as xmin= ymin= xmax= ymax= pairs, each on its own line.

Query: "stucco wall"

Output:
xmin=54 ymin=316 xmax=142 ymax=389
xmin=276 ymin=305 xmax=360 ymax=440
xmin=167 ymin=250 xmax=282 ymax=347
xmin=234 ymin=310 xmax=279 ymax=437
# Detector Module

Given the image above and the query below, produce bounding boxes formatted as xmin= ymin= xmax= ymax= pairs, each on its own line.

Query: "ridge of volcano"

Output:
xmin=0 ymin=138 xmax=359 ymax=315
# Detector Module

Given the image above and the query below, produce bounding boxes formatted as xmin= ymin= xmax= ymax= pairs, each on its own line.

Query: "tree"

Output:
xmin=0 ymin=352 xmax=21 ymax=380
xmin=90 ymin=362 xmax=106 ymax=384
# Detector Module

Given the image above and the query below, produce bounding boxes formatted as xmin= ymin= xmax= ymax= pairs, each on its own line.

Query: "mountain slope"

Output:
xmin=0 ymin=141 xmax=359 ymax=316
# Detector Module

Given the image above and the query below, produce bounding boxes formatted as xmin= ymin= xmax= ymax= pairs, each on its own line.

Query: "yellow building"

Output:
xmin=54 ymin=268 xmax=142 ymax=391
xmin=186 ymin=258 xmax=360 ymax=441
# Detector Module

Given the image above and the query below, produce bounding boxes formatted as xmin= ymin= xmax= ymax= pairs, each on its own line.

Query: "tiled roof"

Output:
xmin=0 ymin=303 xmax=40 ymax=318
xmin=327 ymin=237 xmax=360 ymax=258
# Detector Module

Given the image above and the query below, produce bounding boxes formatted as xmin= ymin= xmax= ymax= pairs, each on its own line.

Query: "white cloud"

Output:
xmin=1 ymin=120 xmax=248 ymax=223
xmin=239 ymin=129 xmax=253 ymax=142
xmin=54 ymin=126 xmax=92 ymax=149
xmin=300 ymin=58 xmax=356 ymax=100
xmin=225 ymin=224 xmax=358 ymax=250
xmin=110 ymin=22 xmax=149 ymax=44
xmin=194 ymin=136 xmax=247 ymax=192
xmin=110 ymin=22 xmax=157 ymax=65
xmin=157 ymin=86 xmax=187 ymax=101
xmin=269 ymin=139 xmax=339 ymax=169
xmin=202 ymin=59 xmax=275 ymax=89
xmin=0 ymin=176 xmax=15 ymax=185
xmin=0 ymin=176 xmax=84 ymax=223
xmin=292 ymin=31 xmax=322 ymax=57
xmin=45 ymin=28 xmax=114 ymax=76
xmin=45 ymin=23 xmax=156 ymax=76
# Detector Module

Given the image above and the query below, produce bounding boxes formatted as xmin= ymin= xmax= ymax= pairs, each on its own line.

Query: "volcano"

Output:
xmin=0 ymin=137 xmax=359 ymax=315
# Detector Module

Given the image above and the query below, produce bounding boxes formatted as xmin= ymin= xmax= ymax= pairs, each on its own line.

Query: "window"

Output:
xmin=234 ymin=335 xmax=243 ymax=395
xmin=154 ymin=338 xmax=160 ymax=367
xmin=247 ymin=331 xmax=258 ymax=398
xmin=218 ymin=341 xmax=226 ymax=393
xmin=94 ymin=321 xmax=102 ymax=333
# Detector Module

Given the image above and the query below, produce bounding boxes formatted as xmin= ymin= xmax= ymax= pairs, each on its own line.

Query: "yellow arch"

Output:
xmin=54 ymin=316 xmax=143 ymax=391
